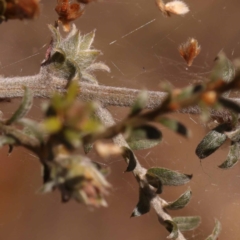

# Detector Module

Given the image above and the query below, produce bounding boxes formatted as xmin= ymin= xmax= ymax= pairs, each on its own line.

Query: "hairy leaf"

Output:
xmin=146 ymin=168 xmax=192 ymax=186
xmin=79 ymin=30 xmax=96 ymax=51
xmin=6 ymin=87 xmax=33 ymax=125
xmin=218 ymin=97 xmax=240 ymax=113
xmin=225 ymin=127 xmax=240 ymax=142
xmin=130 ymin=90 xmax=148 ymax=116
xmin=122 ymin=147 xmax=137 ymax=172
xmin=210 ymin=52 xmax=235 ymax=84
xmin=196 ymin=123 xmax=230 ymax=159
xmin=164 ymin=220 xmax=179 ymax=239
xmin=173 ymin=216 xmax=201 ymax=231
xmin=131 ymin=187 xmax=150 ymax=217
xmin=210 ymin=52 xmax=235 ymax=97
xmin=51 ymin=48 xmax=66 ymax=65
xmin=218 ymin=142 xmax=240 ymax=169
xmin=146 ymin=172 xmax=163 ymax=194
xmin=0 ymin=135 xmax=15 ymax=148
xmin=18 ymin=118 xmax=44 ymax=142
xmin=206 ymin=219 xmax=221 ymax=240
xmin=159 ymin=117 xmax=189 ymax=137
xmin=165 ymin=190 xmax=192 ymax=210
xmin=127 ymin=125 xmax=162 ymax=150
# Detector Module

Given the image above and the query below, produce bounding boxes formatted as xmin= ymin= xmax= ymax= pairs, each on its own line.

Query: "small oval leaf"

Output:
xmin=205 ymin=219 xmax=221 ymax=240
xmin=196 ymin=123 xmax=230 ymax=159
xmin=159 ymin=117 xmax=189 ymax=137
xmin=166 ymin=190 xmax=192 ymax=210
xmin=122 ymin=147 xmax=137 ymax=172
xmin=173 ymin=216 xmax=201 ymax=232
xmin=218 ymin=97 xmax=240 ymax=113
xmin=127 ymin=125 xmax=162 ymax=150
xmin=164 ymin=220 xmax=179 ymax=239
xmin=146 ymin=173 xmax=163 ymax=194
xmin=146 ymin=168 xmax=192 ymax=186
xmin=131 ymin=187 xmax=150 ymax=217
xmin=6 ymin=87 xmax=33 ymax=125
xmin=219 ymin=142 xmax=240 ymax=169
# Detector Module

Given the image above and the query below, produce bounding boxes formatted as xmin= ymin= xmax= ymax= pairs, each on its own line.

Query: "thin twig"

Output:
xmin=95 ymin=105 xmax=187 ymax=240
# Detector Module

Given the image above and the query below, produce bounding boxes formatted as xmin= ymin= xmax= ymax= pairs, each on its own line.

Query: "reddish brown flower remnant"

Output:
xmin=77 ymin=0 xmax=95 ymax=3
xmin=1 ymin=0 xmax=39 ymax=22
xmin=55 ymin=0 xmax=84 ymax=32
xmin=178 ymin=38 xmax=201 ymax=66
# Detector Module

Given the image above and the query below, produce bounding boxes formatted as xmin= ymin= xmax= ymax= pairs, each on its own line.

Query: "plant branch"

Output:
xmin=0 ymin=73 xmax=238 ymax=122
xmin=95 ymin=105 xmax=187 ymax=240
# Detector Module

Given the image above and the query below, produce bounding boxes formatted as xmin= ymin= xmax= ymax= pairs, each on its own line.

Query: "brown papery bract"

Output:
xmin=4 ymin=0 xmax=40 ymax=21
xmin=55 ymin=0 xmax=84 ymax=32
xmin=179 ymin=38 xmax=201 ymax=66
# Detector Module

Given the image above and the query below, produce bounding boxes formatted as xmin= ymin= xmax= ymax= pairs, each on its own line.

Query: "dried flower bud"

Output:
xmin=41 ymin=156 xmax=110 ymax=207
xmin=178 ymin=38 xmax=201 ymax=66
xmin=2 ymin=0 xmax=39 ymax=22
xmin=156 ymin=0 xmax=189 ymax=17
xmin=55 ymin=0 xmax=84 ymax=32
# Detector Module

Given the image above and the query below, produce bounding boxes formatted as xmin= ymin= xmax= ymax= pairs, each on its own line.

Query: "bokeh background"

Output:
xmin=0 ymin=0 xmax=240 ymax=239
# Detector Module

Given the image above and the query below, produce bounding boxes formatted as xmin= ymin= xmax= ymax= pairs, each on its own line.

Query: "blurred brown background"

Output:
xmin=1 ymin=0 xmax=240 ymax=239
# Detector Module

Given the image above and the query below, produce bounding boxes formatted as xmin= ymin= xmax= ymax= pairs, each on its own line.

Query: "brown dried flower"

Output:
xmin=178 ymin=38 xmax=201 ymax=66
xmin=156 ymin=0 xmax=189 ymax=17
xmin=77 ymin=0 xmax=96 ymax=3
xmin=55 ymin=0 xmax=84 ymax=32
xmin=1 ymin=0 xmax=40 ymax=22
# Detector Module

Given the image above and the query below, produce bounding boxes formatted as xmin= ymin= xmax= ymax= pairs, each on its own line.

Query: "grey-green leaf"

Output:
xmin=127 ymin=125 xmax=162 ymax=150
xmin=219 ymin=142 xmax=240 ymax=169
xmin=79 ymin=30 xmax=96 ymax=50
xmin=164 ymin=220 xmax=179 ymax=239
xmin=225 ymin=127 xmax=240 ymax=142
xmin=159 ymin=117 xmax=189 ymax=137
xmin=146 ymin=168 xmax=192 ymax=186
xmin=173 ymin=216 xmax=201 ymax=232
xmin=218 ymin=97 xmax=240 ymax=113
xmin=196 ymin=123 xmax=230 ymax=159
xmin=166 ymin=190 xmax=192 ymax=210
xmin=210 ymin=51 xmax=235 ymax=84
xmin=122 ymin=147 xmax=137 ymax=172
xmin=0 ymin=136 xmax=16 ymax=148
xmin=205 ymin=219 xmax=221 ymax=240
xmin=6 ymin=87 xmax=33 ymax=125
xmin=18 ymin=118 xmax=44 ymax=142
xmin=131 ymin=187 xmax=150 ymax=217
xmin=210 ymin=52 xmax=235 ymax=97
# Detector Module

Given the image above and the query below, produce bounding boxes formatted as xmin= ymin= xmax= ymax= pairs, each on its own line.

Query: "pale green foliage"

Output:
xmin=47 ymin=24 xmax=110 ymax=83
